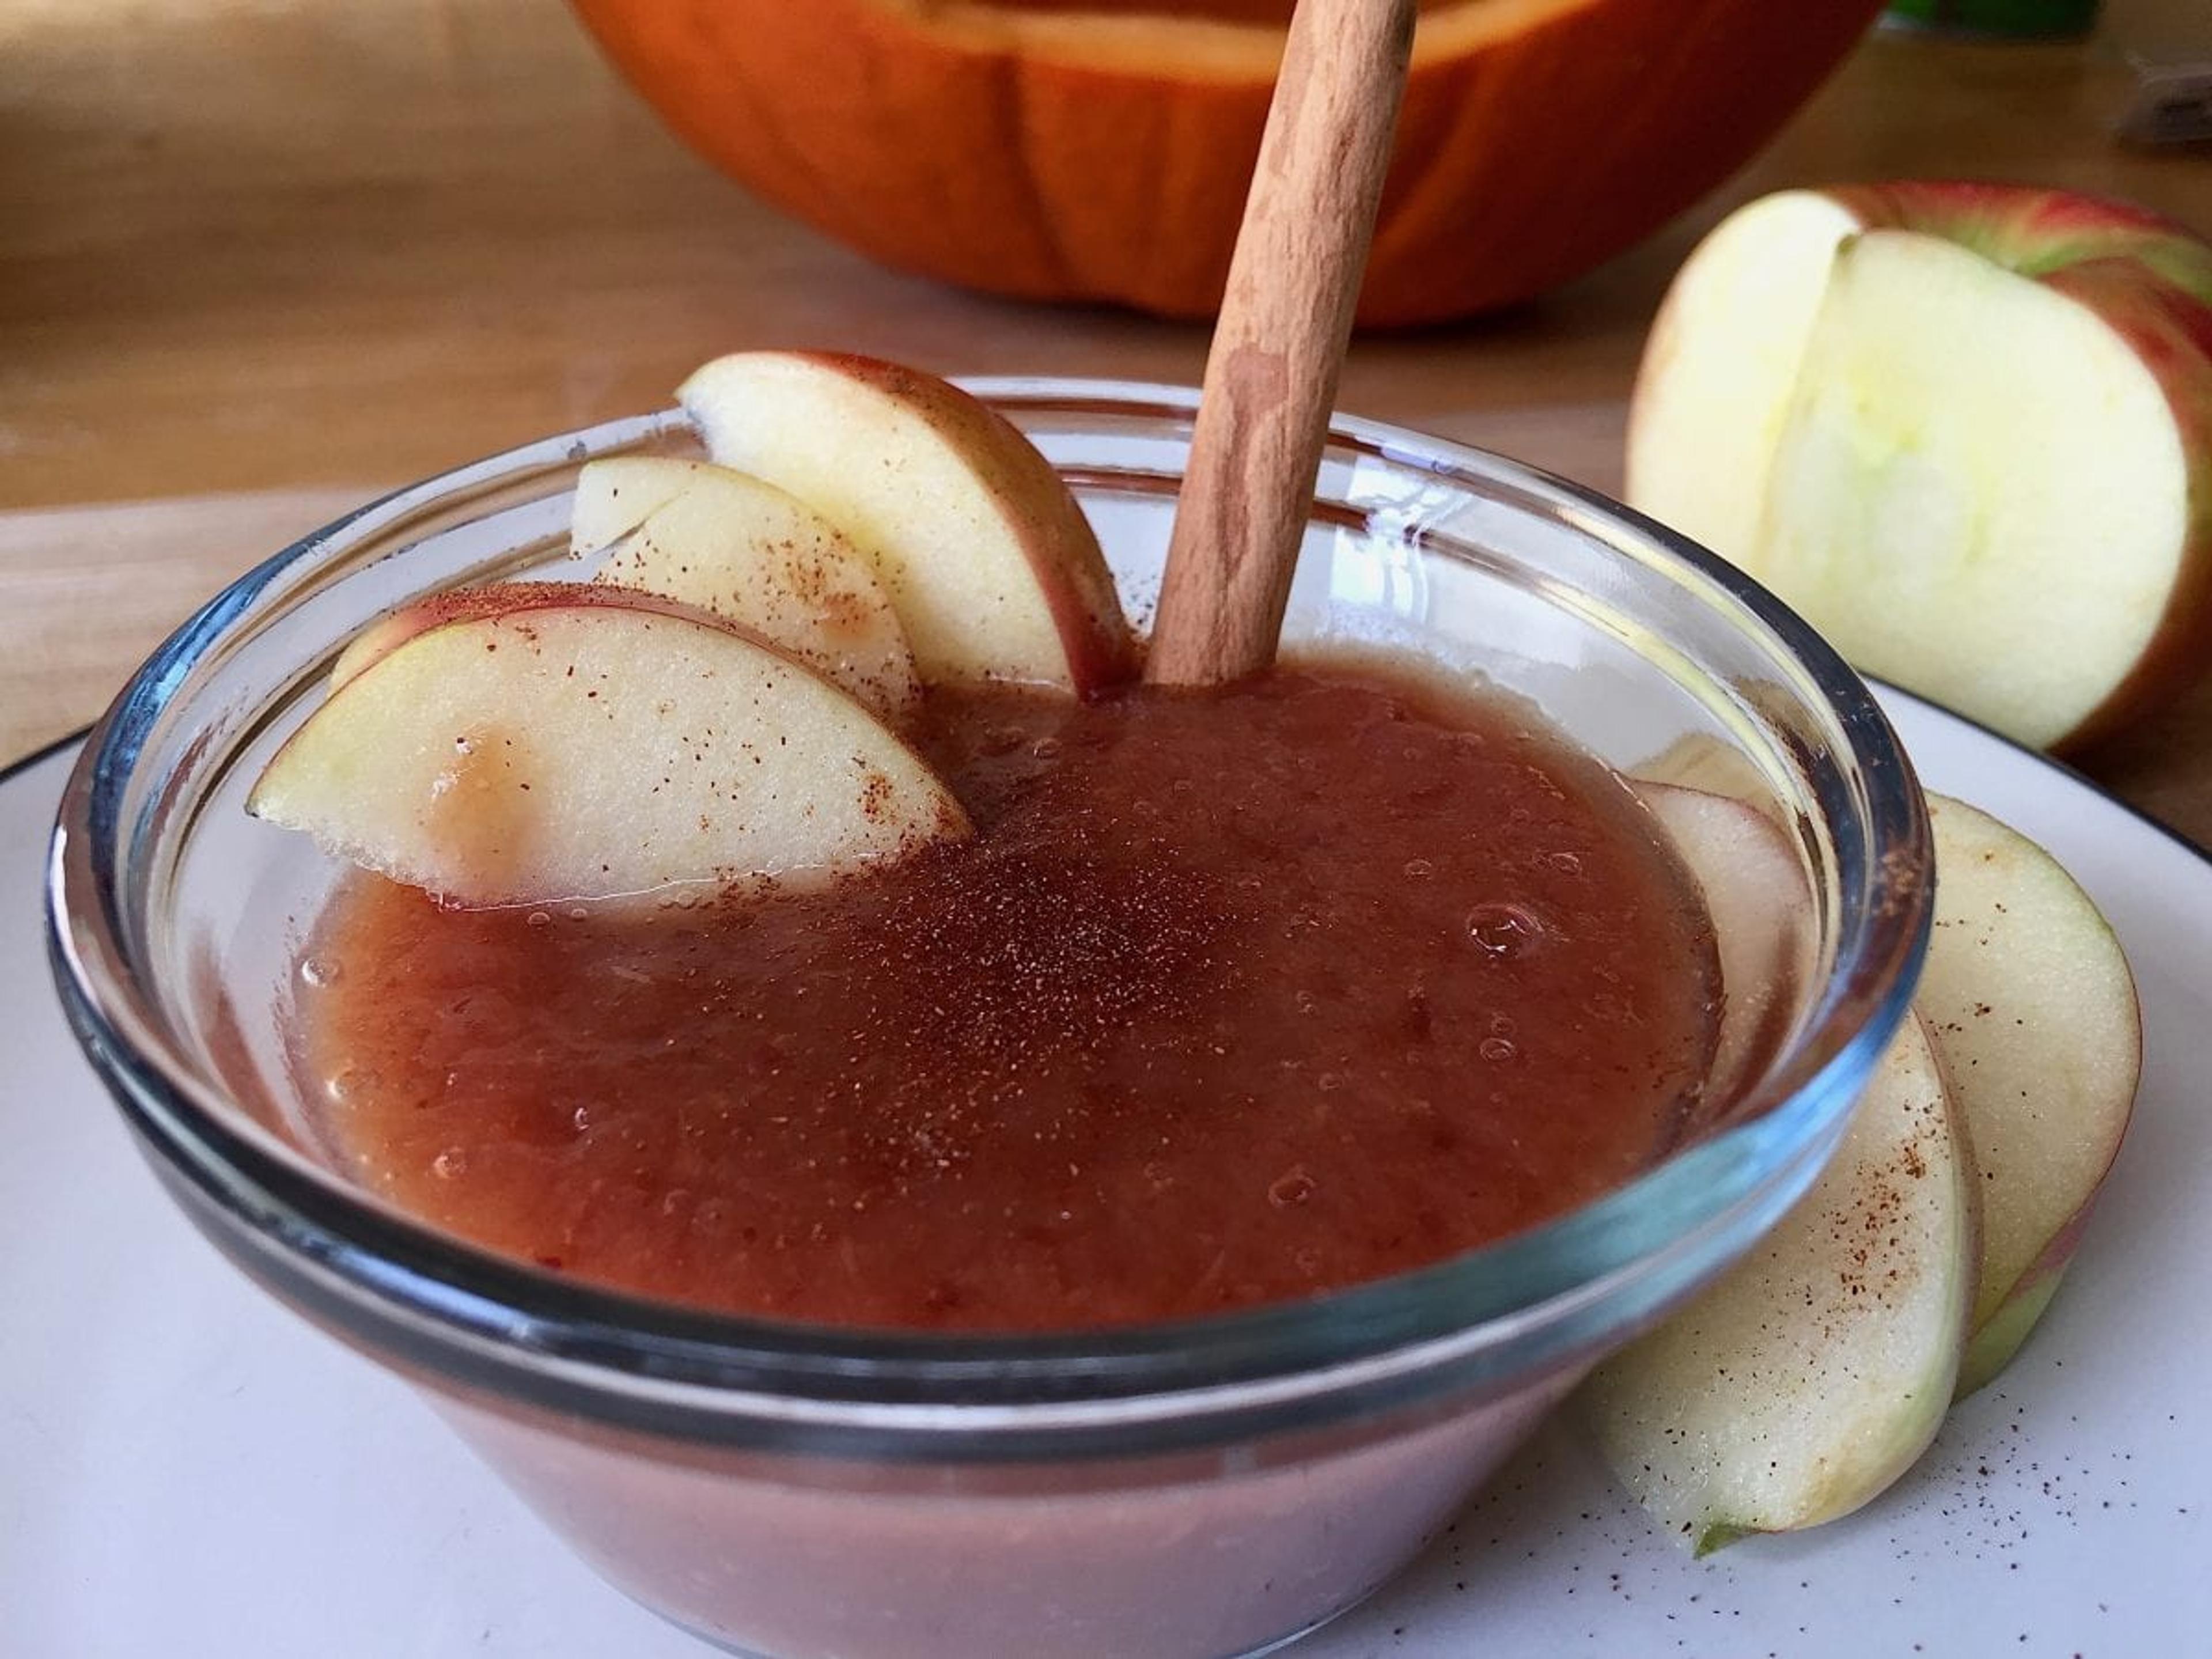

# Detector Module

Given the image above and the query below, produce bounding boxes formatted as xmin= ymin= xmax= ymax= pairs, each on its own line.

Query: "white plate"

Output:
xmin=6 ymin=690 xmax=2207 ymax=1658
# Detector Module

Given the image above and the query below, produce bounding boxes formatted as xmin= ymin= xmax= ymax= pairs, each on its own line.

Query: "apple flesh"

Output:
xmin=1583 ymin=1012 xmax=1975 ymax=1554
xmin=1635 ymin=781 xmax=1812 ymax=1118
xmin=569 ymin=456 xmax=719 ymax=557
xmin=577 ymin=459 xmax=920 ymax=720
xmin=1920 ymin=793 xmax=2141 ymax=1396
xmin=678 ymin=351 xmax=1136 ymax=695
xmin=329 ymin=580 xmax=607 ymax=691
xmin=251 ymin=585 xmax=968 ymax=907
xmin=1626 ymin=190 xmax=1870 ymax=569
xmin=1626 ymin=182 xmax=2212 ymax=753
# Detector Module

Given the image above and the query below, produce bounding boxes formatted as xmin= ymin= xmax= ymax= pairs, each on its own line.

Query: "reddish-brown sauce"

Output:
xmin=299 ymin=663 xmax=1718 ymax=1330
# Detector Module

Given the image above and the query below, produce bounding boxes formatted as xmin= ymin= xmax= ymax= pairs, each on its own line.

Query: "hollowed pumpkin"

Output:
xmin=569 ymin=0 xmax=1886 ymax=327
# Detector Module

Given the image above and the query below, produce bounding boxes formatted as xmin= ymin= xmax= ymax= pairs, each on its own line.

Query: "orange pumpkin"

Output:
xmin=569 ymin=0 xmax=1885 ymax=327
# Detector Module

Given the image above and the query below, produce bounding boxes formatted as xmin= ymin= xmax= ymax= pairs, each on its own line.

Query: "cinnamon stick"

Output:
xmin=1145 ymin=0 xmax=1416 ymax=687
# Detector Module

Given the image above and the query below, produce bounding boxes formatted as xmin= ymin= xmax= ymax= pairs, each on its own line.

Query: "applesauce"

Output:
xmin=297 ymin=656 xmax=1719 ymax=1328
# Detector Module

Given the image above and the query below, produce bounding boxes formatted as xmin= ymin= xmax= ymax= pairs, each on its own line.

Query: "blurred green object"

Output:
xmin=1884 ymin=0 xmax=2099 ymax=36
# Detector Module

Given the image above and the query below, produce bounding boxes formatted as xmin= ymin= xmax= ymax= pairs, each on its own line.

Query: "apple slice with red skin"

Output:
xmin=678 ymin=351 xmax=1137 ymax=695
xmin=1627 ymin=181 xmax=2212 ymax=753
xmin=1920 ymin=794 xmax=2141 ymax=1396
xmin=573 ymin=457 xmax=921 ymax=719
xmin=1584 ymin=1010 xmax=1975 ymax=1555
xmin=253 ymin=584 xmax=968 ymax=907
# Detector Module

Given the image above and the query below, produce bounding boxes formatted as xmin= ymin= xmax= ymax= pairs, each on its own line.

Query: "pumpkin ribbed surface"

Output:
xmin=569 ymin=0 xmax=1884 ymax=325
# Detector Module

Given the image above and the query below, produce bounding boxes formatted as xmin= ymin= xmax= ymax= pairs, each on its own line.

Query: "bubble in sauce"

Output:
xmin=1479 ymin=1036 xmax=1518 ymax=1063
xmin=430 ymin=1147 xmax=468 ymax=1180
xmin=1403 ymin=857 xmax=1435 ymax=879
xmin=1465 ymin=902 xmax=1546 ymax=958
xmin=1268 ymin=1168 xmax=1316 ymax=1207
xmin=324 ymin=1065 xmax=374 ymax=1104
xmin=298 ymin=956 xmax=341 ymax=988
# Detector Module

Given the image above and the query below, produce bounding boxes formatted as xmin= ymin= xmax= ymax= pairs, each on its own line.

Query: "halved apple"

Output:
xmin=251 ymin=584 xmax=968 ymax=907
xmin=1582 ymin=1012 xmax=1975 ymax=1554
xmin=577 ymin=459 xmax=920 ymax=719
xmin=677 ymin=351 xmax=1136 ymax=694
xmin=1921 ymin=793 xmax=2141 ymax=1396
xmin=1627 ymin=183 xmax=2212 ymax=752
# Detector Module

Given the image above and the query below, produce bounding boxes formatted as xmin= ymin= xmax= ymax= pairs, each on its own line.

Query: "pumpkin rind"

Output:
xmin=569 ymin=0 xmax=1885 ymax=325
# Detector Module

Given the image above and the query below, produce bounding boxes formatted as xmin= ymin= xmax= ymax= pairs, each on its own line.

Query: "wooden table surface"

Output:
xmin=4 ymin=0 xmax=2209 ymax=842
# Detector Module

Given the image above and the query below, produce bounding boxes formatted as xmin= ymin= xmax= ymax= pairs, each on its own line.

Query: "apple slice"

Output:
xmin=1920 ymin=794 xmax=2141 ymax=1396
xmin=569 ymin=456 xmax=718 ymax=556
xmin=677 ymin=351 xmax=1136 ymax=694
xmin=1636 ymin=781 xmax=1813 ymax=1123
xmin=579 ymin=460 xmax=920 ymax=719
xmin=1632 ymin=732 xmax=1777 ymax=812
xmin=251 ymin=584 xmax=968 ymax=906
xmin=1582 ymin=1012 xmax=1974 ymax=1554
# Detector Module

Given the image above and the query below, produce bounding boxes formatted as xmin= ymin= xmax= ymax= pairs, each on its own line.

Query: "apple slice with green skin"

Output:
xmin=677 ymin=351 xmax=1137 ymax=695
xmin=1627 ymin=182 xmax=2212 ymax=753
xmin=1920 ymin=793 xmax=2141 ymax=1396
xmin=579 ymin=459 xmax=920 ymax=719
xmin=1582 ymin=1012 xmax=1975 ymax=1555
xmin=1635 ymin=781 xmax=1812 ymax=1126
xmin=252 ymin=584 xmax=968 ymax=907
xmin=569 ymin=456 xmax=718 ymax=556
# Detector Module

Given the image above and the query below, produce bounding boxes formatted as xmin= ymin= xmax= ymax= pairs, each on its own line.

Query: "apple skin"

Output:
xmin=331 ymin=581 xmax=647 ymax=690
xmin=2012 ymin=257 xmax=2212 ymax=751
xmin=1628 ymin=181 xmax=2212 ymax=755
xmin=1818 ymin=181 xmax=2212 ymax=308
xmin=679 ymin=351 xmax=1138 ymax=696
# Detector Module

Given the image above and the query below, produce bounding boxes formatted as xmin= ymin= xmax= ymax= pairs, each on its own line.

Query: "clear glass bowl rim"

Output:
xmin=47 ymin=378 xmax=1930 ymax=1455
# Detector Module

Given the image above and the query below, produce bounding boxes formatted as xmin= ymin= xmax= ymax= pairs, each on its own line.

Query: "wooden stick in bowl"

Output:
xmin=1145 ymin=0 xmax=1417 ymax=688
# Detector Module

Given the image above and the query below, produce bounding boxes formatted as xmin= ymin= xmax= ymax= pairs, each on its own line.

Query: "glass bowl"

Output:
xmin=48 ymin=381 xmax=1930 ymax=1659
